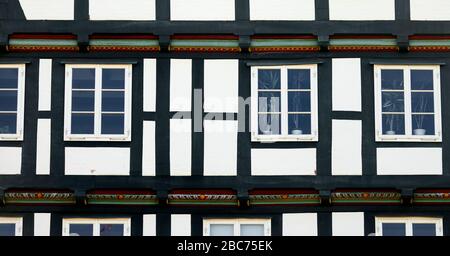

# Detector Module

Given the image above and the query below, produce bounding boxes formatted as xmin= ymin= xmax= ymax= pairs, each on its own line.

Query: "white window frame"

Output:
xmin=375 ymin=217 xmax=443 ymax=236
xmin=374 ymin=65 xmax=442 ymax=142
xmin=251 ymin=64 xmax=319 ymax=142
xmin=64 ymin=64 xmax=132 ymax=141
xmin=203 ymin=218 xmax=271 ymax=236
xmin=62 ymin=218 xmax=131 ymax=236
xmin=0 ymin=217 xmax=23 ymax=236
xmin=0 ymin=64 xmax=25 ymax=141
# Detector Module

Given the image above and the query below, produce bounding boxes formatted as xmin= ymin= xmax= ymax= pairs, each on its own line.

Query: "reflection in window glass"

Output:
xmin=0 ymin=224 xmax=16 ymax=236
xmin=210 ymin=224 xmax=234 ymax=236
xmin=240 ymin=224 xmax=265 ymax=236
xmin=100 ymin=224 xmax=124 ymax=236
xmin=258 ymin=70 xmax=280 ymax=89
xmin=288 ymin=69 xmax=310 ymax=89
xmin=412 ymin=224 xmax=436 ymax=236
xmin=382 ymin=223 xmax=406 ymax=236
xmin=381 ymin=70 xmax=404 ymax=90
xmin=69 ymin=224 xmax=93 ymax=236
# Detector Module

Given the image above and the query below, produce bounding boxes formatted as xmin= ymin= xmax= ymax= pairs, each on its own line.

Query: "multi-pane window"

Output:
xmin=251 ymin=65 xmax=318 ymax=142
xmin=0 ymin=65 xmax=25 ymax=141
xmin=62 ymin=218 xmax=131 ymax=236
xmin=0 ymin=217 xmax=23 ymax=236
xmin=375 ymin=217 xmax=443 ymax=236
xmin=203 ymin=219 xmax=271 ymax=236
xmin=64 ymin=65 xmax=132 ymax=141
xmin=374 ymin=65 xmax=442 ymax=142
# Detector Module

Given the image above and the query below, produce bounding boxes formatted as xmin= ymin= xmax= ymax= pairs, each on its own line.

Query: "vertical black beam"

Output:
xmin=271 ymin=214 xmax=282 ymax=236
xmin=74 ymin=0 xmax=89 ymax=21
xmin=155 ymin=59 xmax=171 ymax=176
xmin=443 ymin=214 xmax=449 ymax=236
xmin=237 ymin=60 xmax=251 ymax=177
xmin=22 ymin=213 xmax=34 ymax=236
xmin=5 ymin=0 xmax=26 ymax=20
xmin=50 ymin=60 xmax=65 ymax=177
xmin=395 ymin=0 xmax=411 ymax=21
xmin=156 ymin=213 xmax=171 ymax=236
xmin=315 ymin=0 xmax=329 ymax=21
xmin=235 ymin=0 xmax=250 ymax=21
xmin=191 ymin=214 xmax=203 ymax=236
xmin=317 ymin=212 xmax=332 ymax=236
xmin=191 ymin=59 xmax=204 ymax=177
xmin=130 ymin=61 xmax=144 ymax=177
xmin=131 ymin=214 xmax=143 ymax=236
xmin=364 ymin=212 xmax=375 ymax=236
xmin=156 ymin=0 xmax=171 ymax=21
xmin=50 ymin=213 xmax=63 ymax=236
xmin=441 ymin=64 xmax=450 ymax=176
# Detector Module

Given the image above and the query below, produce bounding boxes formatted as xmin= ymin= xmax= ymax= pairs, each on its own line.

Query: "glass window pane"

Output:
xmin=69 ymin=224 xmax=93 ymax=236
xmin=241 ymin=224 xmax=265 ymax=236
xmin=288 ymin=69 xmax=310 ymax=89
xmin=0 ymin=113 xmax=17 ymax=134
xmin=381 ymin=70 xmax=404 ymax=90
xmin=382 ymin=92 xmax=404 ymax=113
xmin=412 ymin=223 xmax=436 ymax=236
xmin=288 ymin=114 xmax=311 ymax=135
xmin=0 ymin=224 xmax=16 ymax=236
xmin=411 ymin=70 xmax=434 ymax=90
xmin=288 ymin=91 xmax=310 ymax=112
xmin=258 ymin=114 xmax=281 ymax=135
xmin=411 ymin=92 xmax=434 ymax=113
xmin=0 ymin=90 xmax=17 ymax=111
xmin=412 ymin=115 xmax=435 ymax=135
xmin=258 ymin=69 xmax=280 ymax=90
xmin=102 ymin=91 xmax=125 ymax=112
xmin=100 ymin=224 xmax=124 ymax=236
xmin=258 ymin=92 xmax=280 ymax=112
xmin=71 ymin=113 xmax=94 ymax=134
xmin=102 ymin=69 xmax=125 ymax=89
xmin=72 ymin=69 xmax=95 ymax=89
xmin=382 ymin=114 xmax=405 ymax=135
xmin=382 ymin=223 xmax=406 ymax=236
xmin=0 ymin=68 xmax=18 ymax=89
xmin=72 ymin=91 xmax=95 ymax=112
xmin=101 ymin=114 xmax=124 ymax=134
xmin=210 ymin=224 xmax=234 ymax=236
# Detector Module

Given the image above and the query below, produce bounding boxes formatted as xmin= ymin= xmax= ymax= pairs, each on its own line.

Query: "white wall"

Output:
xmin=203 ymin=120 xmax=238 ymax=176
xmin=329 ymin=0 xmax=395 ymax=20
xmin=89 ymin=0 xmax=155 ymax=20
xmin=38 ymin=59 xmax=52 ymax=111
xmin=171 ymin=214 xmax=191 ymax=236
xmin=204 ymin=60 xmax=239 ymax=113
xmin=332 ymin=120 xmax=362 ymax=176
xmin=332 ymin=58 xmax=361 ymax=112
xmin=143 ymin=59 xmax=157 ymax=112
xmin=65 ymin=147 xmax=130 ymax=175
xmin=171 ymin=0 xmax=235 ymax=20
xmin=143 ymin=214 xmax=156 ymax=236
xmin=19 ymin=0 xmax=74 ymax=20
xmin=142 ymin=121 xmax=156 ymax=176
xmin=332 ymin=212 xmax=364 ymax=236
xmin=251 ymin=148 xmax=316 ymax=176
xmin=282 ymin=213 xmax=317 ymax=236
xmin=410 ymin=0 xmax=450 ymax=20
xmin=0 ymin=147 xmax=22 ymax=175
xmin=377 ymin=148 xmax=442 ymax=175
xmin=170 ymin=119 xmax=191 ymax=176
xmin=250 ymin=0 xmax=315 ymax=20
xmin=170 ymin=59 xmax=192 ymax=112
xmin=36 ymin=119 xmax=51 ymax=175
xmin=34 ymin=213 xmax=51 ymax=236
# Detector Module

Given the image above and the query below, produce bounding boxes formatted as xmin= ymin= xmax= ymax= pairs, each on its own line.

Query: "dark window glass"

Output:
xmin=382 ymin=114 xmax=405 ymax=135
xmin=258 ymin=92 xmax=280 ymax=112
xmin=0 ymin=90 xmax=17 ymax=111
xmin=412 ymin=115 xmax=435 ymax=135
xmin=411 ymin=70 xmax=434 ymax=90
xmin=288 ymin=69 xmax=310 ymax=89
xmin=382 ymin=92 xmax=404 ymax=113
xmin=0 ymin=224 xmax=16 ymax=236
xmin=102 ymin=91 xmax=124 ymax=112
xmin=100 ymin=224 xmax=124 ymax=236
xmin=382 ymin=223 xmax=406 ymax=236
xmin=381 ymin=70 xmax=404 ymax=90
xmin=0 ymin=69 xmax=18 ymax=89
xmin=102 ymin=69 xmax=125 ymax=89
xmin=72 ymin=69 xmax=95 ymax=89
xmin=258 ymin=69 xmax=280 ymax=90
xmin=288 ymin=91 xmax=310 ymax=112
xmin=258 ymin=114 xmax=280 ymax=135
xmin=0 ymin=113 xmax=17 ymax=134
xmin=411 ymin=92 xmax=434 ymax=113
xmin=101 ymin=114 xmax=124 ymax=134
xmin=71 ymin=113 xmax=94 ymax=134
xmin=72 ymin=91 xmax=95 ymax=112
xmin=288 ymin=114 xmax=311 ymax=135
xmin=69 ymin=224 xmax=93 ymax=236
xmin=412 ymin=224 xmax=436 ymax=236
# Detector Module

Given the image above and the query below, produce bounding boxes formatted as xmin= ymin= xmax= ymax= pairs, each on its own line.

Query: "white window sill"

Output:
xmin=252 ymin=134 xmax=319 ymax=143
xmin=64 ymin=135 xmax=131 ymax=142
xmin=376 ymin=135 xmax=442 ymax=143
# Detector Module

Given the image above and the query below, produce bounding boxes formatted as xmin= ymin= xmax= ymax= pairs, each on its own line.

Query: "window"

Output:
xmin=0 ymin=65 xmax=25 ymax=141
xmin=203 ymin=219 xmax=271 ymax=236
xmin=251 ymin=65 xmax=318 ymax=142
xmin=64 ymin=65 xmax=132 ymax=141
xmin=375 ymin=217 xmax=443 ymax=236
xmin=62 ymin=218 xmax=131 ymax=236
xmin=0 ymin=217 xmax=23 ymax=236
xmin=374 ymin=65 xmax=442 ymax=142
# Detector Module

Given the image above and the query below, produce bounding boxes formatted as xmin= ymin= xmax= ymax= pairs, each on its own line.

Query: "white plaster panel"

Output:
xmin=332 ymin=120 xmax=362 ymax=176
xmin=377 ymin=148 xmax=442 ymax=175
xmin=65 ymin=147 xmax=130 ymax=175
xmin=251 ymin=148 xmax=316 ymax=176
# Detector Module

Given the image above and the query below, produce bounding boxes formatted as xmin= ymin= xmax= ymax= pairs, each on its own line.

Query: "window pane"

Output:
xmin=72 ymin=69 xmax=95 ymax=89
xmin=288 ymin=91 xmax=310 ymax=112
xmin=102 ymin=69 xmax=125 ymax=89
xmin=382 ymin=92 xmax=404 ymax=113
xmin=412 ymin=115 xmax=435 ymax=135
xmin=72 ymin=91 xmax=95 ymax=112
xmin=100 ymin=224 xmax=124 ymax=236
xmin=382 ymin=223 xmax=406 ymax=236
xmin=258 ymin=114 xmax=281 ymax=135
xmin=288 ymin=69 xmax=310 ymax=89
xmin=102 ymin=91 xmax=125 ymax=112
xmin=210 ymin=224 xmax=234 ymax=236
xmin=101 ymin=114 xmax=124 ymax=134
xmin=0 ymin=68 xmax=18 ymax=88
xmin=0 ymin=113 xmax=17 ymax=134
xmin=71 ymin=113 xmax=94 ymax=134
xmin=69 ymin=224 xmax=93 ymax=236
xmin=411 ymin=92 xmax=434 ymax=113
xmin=382 ymin=114 xmax=405 ymax=135
xmin=412 ymin=224 xmax=436 ymax=236
xmin=288 ymin=114 xmax=311 ymax=135
xmin=381 ymin=70 xmax=404 ymax=90
xmin=0 ymin=90 xmax=17 ymax=111
xmin=0 ymin=224 xmax=16 ymax=236
xmin=411 ymin=70 xmax=434 ymax=90
xmin=258 ymin=92 xmax=280 ymax=112
xmin=241 ymin=224 xmax=265 ymax=236
xmin=258 ymin=69 xmax=280 ymax=90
